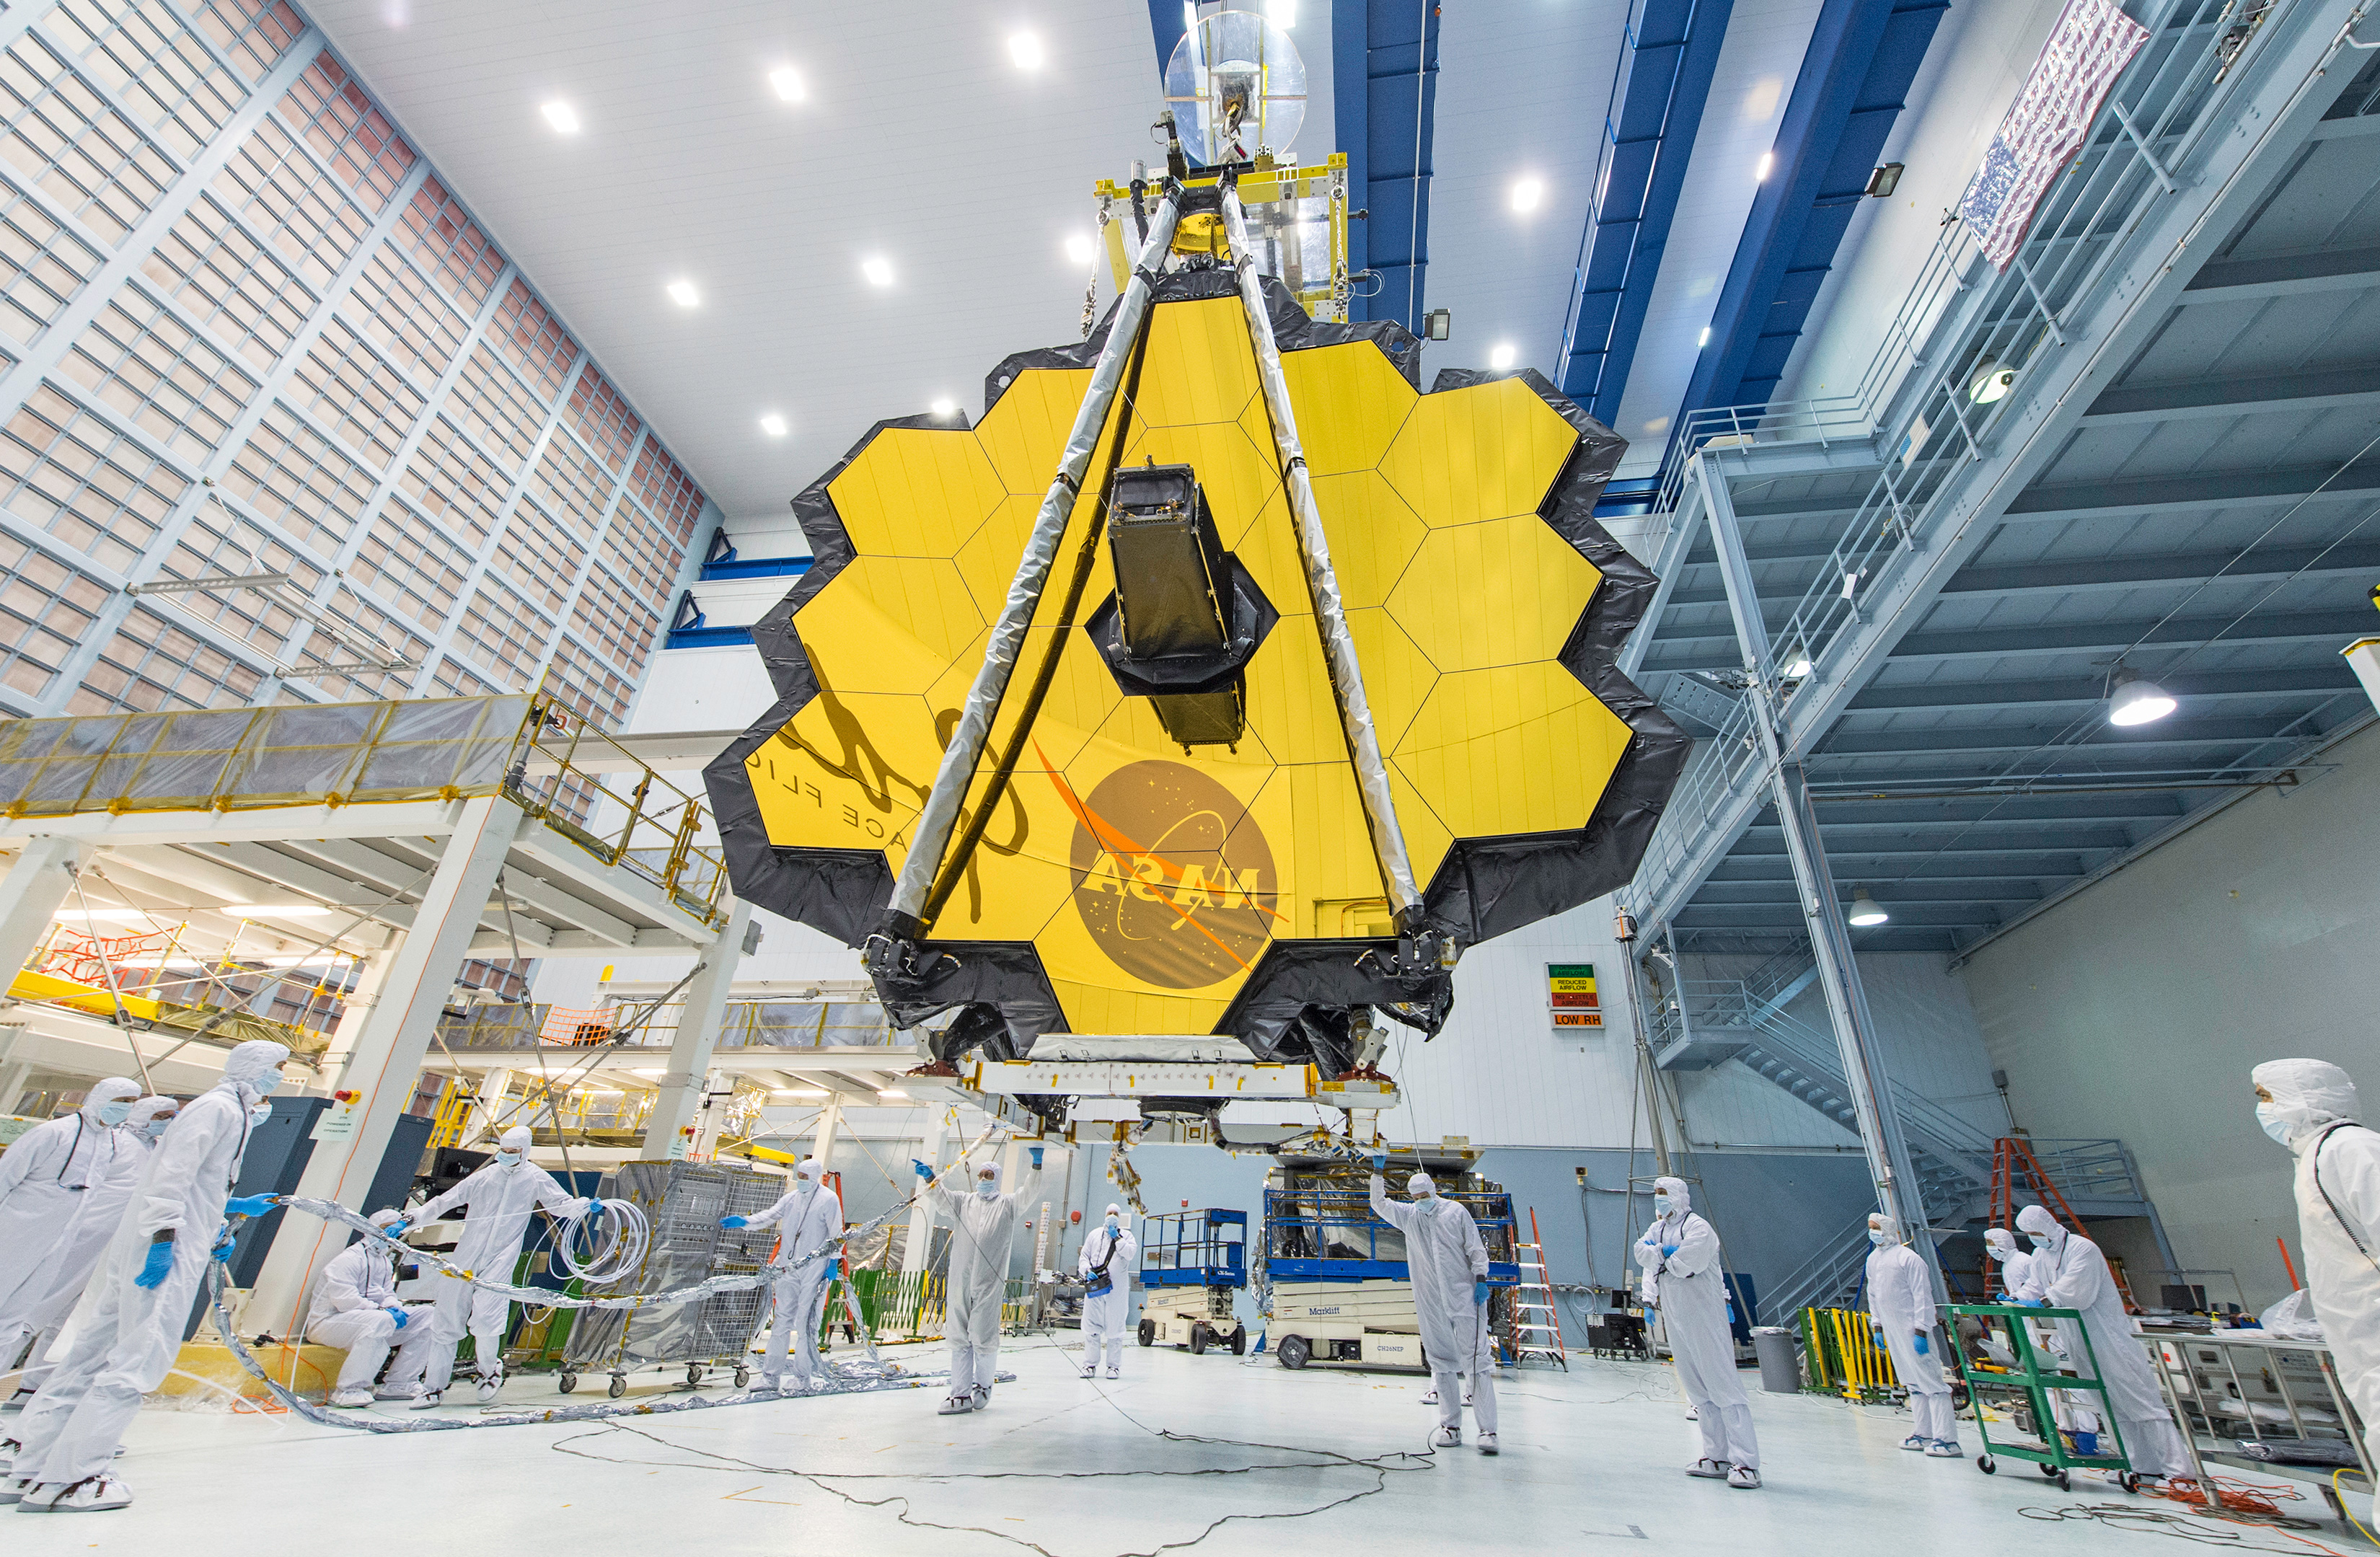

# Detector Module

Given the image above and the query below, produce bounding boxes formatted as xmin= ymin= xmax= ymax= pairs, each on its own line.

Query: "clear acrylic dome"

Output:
xmin=1163 ymin=10 xmax=1307 ymax=164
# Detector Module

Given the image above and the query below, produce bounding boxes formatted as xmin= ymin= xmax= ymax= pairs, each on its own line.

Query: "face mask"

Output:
xmin=1653 ymin=1196 xmax=1672 ymax=1217
xmin=2257 ymin=1102 xmax=2296 ymax=1144
xmin=2027 ymin=1232 xmax=2054 ymax=1251
xmin=1106 ymin=1213 xmax=1120 ymax=1227
xmin=1868 ymin=1226 xmax=1888 ymax=1245
xmin=145 ymin=1115 xmax=175 ymax=1139
xmin=97 ymin=1100 xmax=133 ymax=1126
xmin=260 ymin=1066 xmax=287 ymax=1095
xmin=977 ymin=1177 xmax=997 ymax=1197
xmin=249 ymin=1103 xmax=273 ymax=1125
xmin=1987 ymin=1243 xmax=2011 ymax=1263
xmin=496 ymin=1150 xmax=523 ymax=1168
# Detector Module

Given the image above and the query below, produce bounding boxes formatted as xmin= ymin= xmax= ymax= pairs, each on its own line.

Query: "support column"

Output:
xmin=902 ymin=1110 xmax=946 ymax=1275
xmin=637 ymin=898 xmax=750 ymax=1157
xmin=0 ymin=837 xmax=89 ymax=987
xmin=315 ymin=942 xmax=396 ymax=1095
xmin=245 ymin=795 xmax=521 ymax=1341
xmin=809 ymin=1093 xmax=842 ymax=1173
xmin=1696 ymin=458 xmax=1936 ymax=1282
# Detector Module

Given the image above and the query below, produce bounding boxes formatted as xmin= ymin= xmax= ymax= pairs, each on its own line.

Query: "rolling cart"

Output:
xmin=1949 ymin=1302 xmax=2139 ymax=1492
xmin=559 ymin=1161 xmax=783 ymax=1398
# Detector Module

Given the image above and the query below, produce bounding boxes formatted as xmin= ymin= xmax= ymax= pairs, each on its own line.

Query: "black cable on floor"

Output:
xmin=2019 ymin=1501 xmax=2342 ymax=1555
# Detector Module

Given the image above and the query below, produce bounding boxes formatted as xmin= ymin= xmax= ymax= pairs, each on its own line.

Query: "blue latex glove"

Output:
xmin=224 ymin=1194 xmax=278 ymax=1218
xmin=1473 ymin=1279 xmax=1488 ymax=1306
xmin=1029 ymin=1146 xmax=1044 ymax=1170
xmin=210 ymin=1224 xmax=237 ymax=1262
xmin=1660 ymin=1243 xmax=1678 ymax=1258
xmin=386 ymin=1306 xmax=409 ymax=1331
xmin=382 ymin=1218 xmax=410 ymax=1239
xmin=1914 ymin=1331 xmax=1931 ymax=1356
xmin=825 ymin=1258 xmax=842 ymax=1282
xmin=584 ymin=1198 xmax=603 ymax=1217
xmin=720 ymin=1215 xmax=749 ymax=1228
xmin=134 ymin=1238 xmax=175 ymax=1289
xmin=912 ymin=1159 xmax=934 ymax=1181
xmin=1370 ymin=1152 xmax=1387 ymax=1173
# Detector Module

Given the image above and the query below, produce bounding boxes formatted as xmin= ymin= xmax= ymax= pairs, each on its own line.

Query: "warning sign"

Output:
xmin=1548 ymin=963 xmax=1602 ymax=1030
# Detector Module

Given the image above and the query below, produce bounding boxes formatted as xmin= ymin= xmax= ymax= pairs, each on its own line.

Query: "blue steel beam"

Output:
xmin=1147 ymin=1 xmax=1187 ymax=84
xmin=1336 ymin=0 xmax=1442 ymax=329
xmin=1675 ymin=0 xmax=1947 ymax=422
xmin=1557 ymin=0 xmax=1735 ymax=425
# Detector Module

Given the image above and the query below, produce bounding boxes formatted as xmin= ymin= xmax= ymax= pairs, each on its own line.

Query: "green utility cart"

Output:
xmin=1948 ymin=1302 xmax=2141 ymax=1492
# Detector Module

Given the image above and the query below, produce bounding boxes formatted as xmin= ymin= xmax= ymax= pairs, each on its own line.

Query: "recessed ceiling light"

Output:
xmin=666 ymin=279 xmax=699 ymax=308
xmin=541 ymin=100 xmax=579 ymax=135
xmin=1755 ymin=151 xmax=1774 ymax=182
xmin=861 ymin=255 xmax=894 ymax=287
xmin=1064 ymin=233 xmax=1095 ymax=265
xmin=1267 ymin=0 xmax=1298 ymax=25
xmin=1509 ymin=177 xmax=1544 ymax=213
xmin=1009 ymin=32 xmax=1044 ymax=69
xmin=759 ymin=413 xmax=788 ymax=438
xmin=769 ymin=66 xmax=804 ymax=102
xmin=1489 ymin=343 xmax=1516 ymax=370
xmin=930 ymin=397 xmax=956 ymax=418
xmin=877 ymin=1088 xmax=909 ymax=1099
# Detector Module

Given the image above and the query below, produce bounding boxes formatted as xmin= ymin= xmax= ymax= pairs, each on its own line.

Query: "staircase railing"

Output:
xmin=1763 ymin=1212 xmax=1873 ymax=1319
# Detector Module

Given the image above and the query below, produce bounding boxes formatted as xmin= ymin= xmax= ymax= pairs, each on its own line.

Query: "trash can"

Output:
xmin=1753 ymin=1326 xmax=1801 ymax=1394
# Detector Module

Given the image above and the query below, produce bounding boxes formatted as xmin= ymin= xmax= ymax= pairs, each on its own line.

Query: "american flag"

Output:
xmin=1959 ymin=0 xmax=2151 ymax=269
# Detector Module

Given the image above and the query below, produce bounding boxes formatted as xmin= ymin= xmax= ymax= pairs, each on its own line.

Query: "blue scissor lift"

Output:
xmin=1137 ymin=1208 xmax=1248 ymax=1354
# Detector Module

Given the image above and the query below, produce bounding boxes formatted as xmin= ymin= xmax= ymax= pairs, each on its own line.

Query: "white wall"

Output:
xmin=1958 ymin=723 xmax=2380 ymax=1309
xmin=1774 ymin=0 xmax=2066 ymax=407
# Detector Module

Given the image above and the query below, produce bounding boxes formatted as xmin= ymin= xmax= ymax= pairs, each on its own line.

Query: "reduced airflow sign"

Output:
xmin=1548 ymin=963 xmax=1600 ymax=1030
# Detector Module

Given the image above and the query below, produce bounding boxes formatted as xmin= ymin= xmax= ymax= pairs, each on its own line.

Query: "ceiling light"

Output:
xmin=1697 ymin=326 xmax=1711 ymax=348
xmin=779 ymin=1088 xmax=827 ymax=1100
xmin=1267 ymin=0 xmax=1298 ymax=26
xmin=629 ymin=1068 xmax=665 ymax=1077
xmin=1781 ymin=643 xmax=1813 ymax=679
xmin=769 ymin=66 xmax=804 ymax=102
xmin=860 ymin=255 xmax=894 ymax=287
xmin=930 ymin=397 xmax=956 ymax=418
xmin=1064 ymin=233 xmax=1095 ymax=265
xmin=1967 ymin=359 xmax=2016 ymax=404
xmin=1509 ymin=177 xmax=1544 ymax=213
xmin=759 ymin=413 xmax=788 ymax=438
xmin=1755 ymin=151 xmax=1774 ymax=182
xmin=227 ymin=904 xmax=332 ymax=916
xmin=1008 ymin=32 xmax=1044 ymax=69
xmin=1846 ymin=887 xmax=1889 ymax=927
xmin=877 ymin=1088 xmax=909 ymax=1099
xmin=666 ymin=279 xmax=699 ymax=308
xmin=1489 ymin=343 xmax=1516 ymax=370
xmin=540 ymin=100 xmax=579 ymax=135
xmin=2108 ymin=667 xmax=2176 ymax=727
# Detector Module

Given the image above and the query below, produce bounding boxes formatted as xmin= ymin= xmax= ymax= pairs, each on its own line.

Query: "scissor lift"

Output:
xmin=1138 ymin=1208 xmax=1248 ymax=1354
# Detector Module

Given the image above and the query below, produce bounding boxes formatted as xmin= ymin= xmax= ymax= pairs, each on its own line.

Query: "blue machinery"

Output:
xmin=1137 ymin=1209 xmax=1249 ymax=1354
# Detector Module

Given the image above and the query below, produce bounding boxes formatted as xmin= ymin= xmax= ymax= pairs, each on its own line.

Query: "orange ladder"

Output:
xmin=1509 ymin=1207 xmax=1567 ymax=1369
xmin=1987 ymin=1137 xmax=2138 ymax=1311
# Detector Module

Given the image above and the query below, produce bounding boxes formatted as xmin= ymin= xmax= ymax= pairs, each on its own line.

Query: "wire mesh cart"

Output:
xmin=1137 ymin=1208 xmax=1248 ymax=1354
xmin=1949 ymin=1302 xmax=2140 ymax=1491
xmin=559 ymin=1160 xmax=784 ymax=1398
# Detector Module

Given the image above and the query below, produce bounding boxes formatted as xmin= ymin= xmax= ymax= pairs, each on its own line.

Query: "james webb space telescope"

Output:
xmin=702 ymin=11 xmax=1686 ymax=1146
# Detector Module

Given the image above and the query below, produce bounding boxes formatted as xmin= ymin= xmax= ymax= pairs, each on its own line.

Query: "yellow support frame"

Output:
xmin=1096 ymin=153 xmax=1349 ymax=322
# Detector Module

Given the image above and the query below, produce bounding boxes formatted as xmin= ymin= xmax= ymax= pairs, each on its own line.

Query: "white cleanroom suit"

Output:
xmin=2015 ymin=1202 xmax=2189 ymax=1477
xmin=1372 ymin=1170 xmax=1499 ymax=1450
xmin=382 ymin=1124 xmax=589 ymax=1403
xmin=7 ymin=1098 xmax=178 ymax=1398
xmin=922 ymin=1157 xmax=1039 ymax=1411
xmin=737 ymin=1157 xmax=843 ymax=1390
xmin=6 ymin=1041 xmax=288 ymax=1513
xmin=1985 ymin=1226 xmax=2045 ymax=1300
xmin=0 ymin=1078 xmax=142 ymax=1362
xmin=1077 ymin=1205 xmax=1136 ymax=1378
xmin=306 ymin=1209 xmax=413 ymax=1406
xmin=1635 ymin=1176 xmax=1759 ymax=1485
xmin=2255 ymin=1058 xmax=2380 ymax=1517
xmin=1864 ymin=1213 xmax=1955 ymax=1451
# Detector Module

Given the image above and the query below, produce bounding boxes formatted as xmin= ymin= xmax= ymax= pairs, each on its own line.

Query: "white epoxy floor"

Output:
xmin=6 ymin=1336 xmax=2355 ymax=1555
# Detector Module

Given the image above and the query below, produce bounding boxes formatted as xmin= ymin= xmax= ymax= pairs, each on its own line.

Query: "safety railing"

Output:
xmin=2024 ymin=1138 xmax=2151 ymax=1207
xmin=1622 ymin=0 xmax=2293 ymax=926
xmin=502 ymin=694 xmax=728 ymax=925
xmin=432 ymin=999 xmax=906 ymax=1052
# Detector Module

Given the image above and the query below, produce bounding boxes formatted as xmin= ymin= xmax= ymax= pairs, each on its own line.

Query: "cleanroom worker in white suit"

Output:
xmin=382 ymin=1123 xmax=594 ymax=1407
xmin=0 ymin=1078 xmax=143 ymax=1370
xmin=1076 ymin=1203 xmax=1136 ymax=1380
xmin=916 ymin=1149 xmax=1041 ymax=1414
xmin=1864 ymin=1212 xmax=1957 ymax=1455
xmin=1985 ymin=1226 xmax=2043 ymax=1300
xmin=1635 ymin=1175 xmax=1760 ymax=1488
xmin=6 ymin=1097 xmax=178 ymax=1403
xmin=3 ymin=1041 xmax=289 ymax=1514
xmin=306 ymin=1209 xmax=414 ymax=1407
xmin=722 ymin=1156 xmax=843 ymax=1392
xmin=2014 ymin=1202 xmax=2189 ymax=1477
xmin=1371 ymin=1160 xmax=1500 ymax=1453
xmin=2254 ymin=1058 xmax=2380 ymax=1519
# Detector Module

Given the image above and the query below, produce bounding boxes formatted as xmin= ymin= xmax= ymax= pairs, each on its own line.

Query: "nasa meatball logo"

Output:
xmin=1060 ymin=760 xmax=1279 ymax=988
